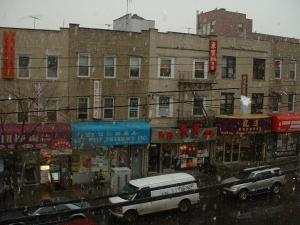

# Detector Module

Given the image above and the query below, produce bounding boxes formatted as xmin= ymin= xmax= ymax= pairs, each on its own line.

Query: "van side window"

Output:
xmin=135 ymin=187 xmax=151 ymax=199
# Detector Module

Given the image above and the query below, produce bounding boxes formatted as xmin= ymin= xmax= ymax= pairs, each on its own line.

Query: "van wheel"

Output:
xmin=124 ymin=210 xmax=138 ymax=222
xmin=238 ymin=189 xmax=248 ymax=201
xmin=179 ymin=199 xmax=191 ymax=213
xmin=272 ymin=183 xmax=281 ymax=194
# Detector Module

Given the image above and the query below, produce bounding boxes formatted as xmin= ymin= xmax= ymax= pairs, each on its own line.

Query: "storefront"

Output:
xmin=71 ymin=121 xmax=150 ymax=184
xmin=271 ymin=114 xmax=300 ymax=158
xmin=0 ymin=123 xmax=72 ymax=187
xmin=150 ymin=125 xmax=216 ymax=174
xmin=215 ymin=115 xmax=272 ymax=164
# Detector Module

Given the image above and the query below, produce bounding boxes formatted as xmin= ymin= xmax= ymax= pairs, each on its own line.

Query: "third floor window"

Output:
xmin=253 ymin=58 xmax=265 ymax=80
xmin=104 ymin=56 xmax=116 ymax=78
xmin=47 ymin=55 xmax=58 ymax=79
xmin=289 ymin=60 xmax=297 ymax=80
xmin=222 ymin=56 xmax=236 ymax=79
xmin=129 ymin=57 xmax=141 ymax=78
xmin=18 ymin=55 xmax=30 ymax=78
xmin=274 ymin=60 xmax=282 ymax=79
xmin=193 ymin=60 xmax=208 ymax=79
xmin=159 ymin=57 xmax=174 ymax=78
xmin=78 ymin=54 xmax=90 ymax=77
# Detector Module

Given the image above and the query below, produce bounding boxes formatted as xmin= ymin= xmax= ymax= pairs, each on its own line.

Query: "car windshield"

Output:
xmin=234 ymin=171 xmax=252 ymax=179
xmin=119 ymin=183 xmax=139 ymax=200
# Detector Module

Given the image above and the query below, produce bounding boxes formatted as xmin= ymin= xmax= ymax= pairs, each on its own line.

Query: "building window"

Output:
xmin=77 ymin=97 xmax=89 ymax=120
xmin=193 ymin=60 xmax=208 ymax=79
xmin=238 ymin=23 xmax=244 ymax=33
xmin=274 ymin=60 xmax=282 ymax=79
xmin=288 ymin=94 xmax=295 ymax=112
xmin=46 ymin=99 xmax=58 ymax=122
xmin=128 ymin=97 xmax=139 ymax=119
xmin=289 ymin=60 xmax=297 ymax=80
xmin=78 ymin=54 xmax=90 ymax=77
xmin=47 ymin=55 xmax=58 ymax=79
xmin=222 ymin=56 xmax=236 ymax=79
xmin=18 ymin=55 xmax=30 ymax=78
xmin=220 ymin=93 xmax=234 ymax=115
xmin=253 ymin=58 xmax=265 ymax=80
xmin=17 ymin=101 xmax=29 ymax=123
xmin=193 ymin=97 xmax=205 ymax=116
xmin=104 ymin=56 xmax=116 ymax=78
xmin=251 ymin=93 xmax=264 ymax=114
xmin=271 ymin=96 xmax=279 ymax=112
xmin=157 ymin=96 xmax=172 ymax=117
xmin=129 ymin=57 xmax=141 ymax=78
xmin=158 ymin=57 xmax=174 ymax=78
xmin=103 ymin=97 xmax=114 ymax=119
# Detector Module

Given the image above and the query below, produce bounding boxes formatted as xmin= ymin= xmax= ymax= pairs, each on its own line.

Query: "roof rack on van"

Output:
xmin=243 ymin=165 xmax=272 ymax=172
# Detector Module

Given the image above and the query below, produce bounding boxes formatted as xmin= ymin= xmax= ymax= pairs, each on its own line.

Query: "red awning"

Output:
xmin=272 ymin=114 xmax=300 ymax=132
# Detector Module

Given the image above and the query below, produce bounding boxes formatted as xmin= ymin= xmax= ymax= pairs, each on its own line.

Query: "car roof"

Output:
xmin=243 ymin=165 xmax=272 ymax=172
xmin=129 ymin=173 xmax=195 ymax=189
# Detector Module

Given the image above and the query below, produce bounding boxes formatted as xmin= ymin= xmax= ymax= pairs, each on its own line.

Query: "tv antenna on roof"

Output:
xmin=28 ymin=15 xmax=41 ymax=29
xmin=126 ymin=0 xmax=133 ymax=14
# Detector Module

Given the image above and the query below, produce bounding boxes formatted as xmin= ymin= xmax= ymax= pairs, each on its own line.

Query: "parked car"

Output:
xmin=221 ymin=165 xmax=286 ymax=200
xmin=109 ymin=172 xmax=200 ymax=222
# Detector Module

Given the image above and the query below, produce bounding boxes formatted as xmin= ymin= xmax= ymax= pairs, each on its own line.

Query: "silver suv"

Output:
xmin=221 ymin=165 xmax=286 ymax=200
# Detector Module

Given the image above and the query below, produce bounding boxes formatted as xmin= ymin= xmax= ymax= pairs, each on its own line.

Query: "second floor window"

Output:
xmin=77 ymin=97 xmax=89 ymax=119
xmin=251 ymin=93 xmax=264 ymax=114
xmin=288 ymin=94 xmax=295 ymax=112
xmin=274 ymin=60 xmax=282 ymax=79
xmin=157 ymin=96 xmax=172 ymax=117
xmin=18 ymin=55 xmax=30 ymax=78
xmin=253 ymin=58 xmax=265 ymax=80
xmin=104 ymin=56 xmax=116 ymax=78
xmin=220 ymin=93 xmax=234 ymax=115
xmin=46 ymin=99 xmax=58 ymax=122
xmin=47 ymin=55 xmax=58 ymax=79
xmin=78 ymin=54 xmax=90 ymax=77
xmin=222 ymin=56 xmax=236 ymax=79
xmin=193 ymin=97 xmax=205 ymax=116
xmin=289 ymin=61 xmax=297 ymax=80
xmin=159 ymin=57 xmax=174 ymax=78
xmin=17 ymin=101 xmax=29 ymax=123
xmin=129 ymin=57 xmax=141 ymax=78
xmin=128 ymin=97 xmax=139 ymax=119
xmin=271 ymin=96 xmax=279 ymax=112
xmin=103 ymin=97 xmax=114 ymax=119
xmin=193 ymin=60 xmax=208 ymax=79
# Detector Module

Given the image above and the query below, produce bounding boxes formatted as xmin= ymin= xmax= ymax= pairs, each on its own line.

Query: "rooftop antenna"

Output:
xmin=126 ymin=0 xmax=132 ymax=14
xmin=29 ymin=15 xmax=41 ymax=29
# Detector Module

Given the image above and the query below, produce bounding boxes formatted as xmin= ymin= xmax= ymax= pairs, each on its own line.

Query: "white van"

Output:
xmin=108 ymin=173 xmax=199 ymax=222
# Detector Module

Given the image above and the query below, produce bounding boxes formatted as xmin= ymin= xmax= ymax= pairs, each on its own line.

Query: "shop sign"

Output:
xmin=241 ymin=74 xmax=248 ymax=96
xmin=0 ymin=123 xmax=71 ymax=150
xmin=209 ymin=40 xmax=217 ymax=72
xmin=2 ymin=31 xmax=15 ymax=79
xmin=272 ymin=114 xmax=300 ymax=132
xmin=93 ymin=80 xmax=102 ymax=119
xmin=216 ymin=116 xmax=272 ymax=135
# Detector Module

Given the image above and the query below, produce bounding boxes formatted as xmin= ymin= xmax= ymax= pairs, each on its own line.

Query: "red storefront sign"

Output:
xmin=209 ymin=40 xmax=217 ymax=72
xmin=272 ymin=114 xmax=300 ymax=132
xmin=2 ymin=31 xmax=16 ymax=79
xmin=241 ymin=74 xmax=248 ymax=96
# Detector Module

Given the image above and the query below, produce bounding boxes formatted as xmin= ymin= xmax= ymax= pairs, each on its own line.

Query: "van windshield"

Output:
xmin=120 ymin=183 xmax=139 ymax=200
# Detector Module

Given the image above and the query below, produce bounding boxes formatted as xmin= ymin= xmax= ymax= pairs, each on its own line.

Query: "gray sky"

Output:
xmin=1 ymin=0 xmax=300 ymax=39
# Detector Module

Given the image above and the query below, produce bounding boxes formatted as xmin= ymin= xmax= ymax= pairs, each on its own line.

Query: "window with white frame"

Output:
xmin=18 ymin=55 xmax=30 ymax=78
xmin=128 ymin=97 xmax=139 ymax=119
xmin=159 ymin=57 xmax=174 ymax=78
xmin=274 ymin=60 xmax=282 ymax=79
xmin=271 ymin=96 xmax=279 ymax=112
xmin=104 ymin=56 xmax=116 ymax=78
xmin=17 ymin=101 xmax=29 ymax=123
xmin=157 ymin=96 xmax=172 ymax=117
xmin=46 ymin=98 xmax=58 ymax=122
xmin=47 ymin=55 xmax=58 ymax=79
xmin=77 ymin=97 xmax=89 ymax=119
xmin=103 ymin=97 xmax=114 ymax=119
xmin=288 ymin=94 xmax=295 ymax=112
xmin=193 ymin=60 xmax=208 ymax=79
xmin=289 ymin=60 xmax=297 ymax=80
xmin=129 ymin=57 xmax=141 ymax=78
xmin=78 ymin=54 xmax=90 ymax=77
xmin=193 ymin=97 xmax=205 ymax=116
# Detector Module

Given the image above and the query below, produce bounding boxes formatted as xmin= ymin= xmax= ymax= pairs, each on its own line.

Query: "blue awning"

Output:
xmin=71 ymin=121 xmax=150 ymax=148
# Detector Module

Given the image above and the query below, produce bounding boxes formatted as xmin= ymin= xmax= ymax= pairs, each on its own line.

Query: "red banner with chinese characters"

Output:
xmin=241 ymin=74 xmax=248 ymax=96
xmin=2 ymin=31 xmax=16 ymax=79
xmin=272 ymin=114 xmax=300 ymax=132
xmin=209 ymin=40 xmax=217 ymax=72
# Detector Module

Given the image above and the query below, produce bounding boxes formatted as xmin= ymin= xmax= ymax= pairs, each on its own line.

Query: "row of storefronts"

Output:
xmin=0 ymin=114 xmax=299 ymax=187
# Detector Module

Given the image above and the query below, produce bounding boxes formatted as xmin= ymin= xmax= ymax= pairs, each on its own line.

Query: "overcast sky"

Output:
xmin=1 ymin=0 xmax=300 ymax=39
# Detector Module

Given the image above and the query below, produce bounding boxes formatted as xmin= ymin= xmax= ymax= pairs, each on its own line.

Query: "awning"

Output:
xmin=71 ymin=121 xmax=150 ymax=148
xmin=272 ymin=114 xmax=300 ymax=132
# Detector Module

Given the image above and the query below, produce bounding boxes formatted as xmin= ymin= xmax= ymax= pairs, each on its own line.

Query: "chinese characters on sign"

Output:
xmin=2 ymin=31 xmax=16 ymax=79
xmin=93 ymin=80 xmax=102 ymax=119
xmin=209 ymin=40 xmax=217 ymax=72
xmin=241 ymin=74 xmax=248 ymax=96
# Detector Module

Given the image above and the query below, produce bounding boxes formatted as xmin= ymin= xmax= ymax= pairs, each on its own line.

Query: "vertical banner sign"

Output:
xmin=33 ymin=82 xmax=43 ymax=116
xmin=209 ymin=40 xmax=217 ymax=72
xmin=241 ymin=74 xmax=248 ymax=96
xmin=93 ymin=80 xmax=102 ymax=119
xmin=2 ymin=31 xmax=16 ymax=79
